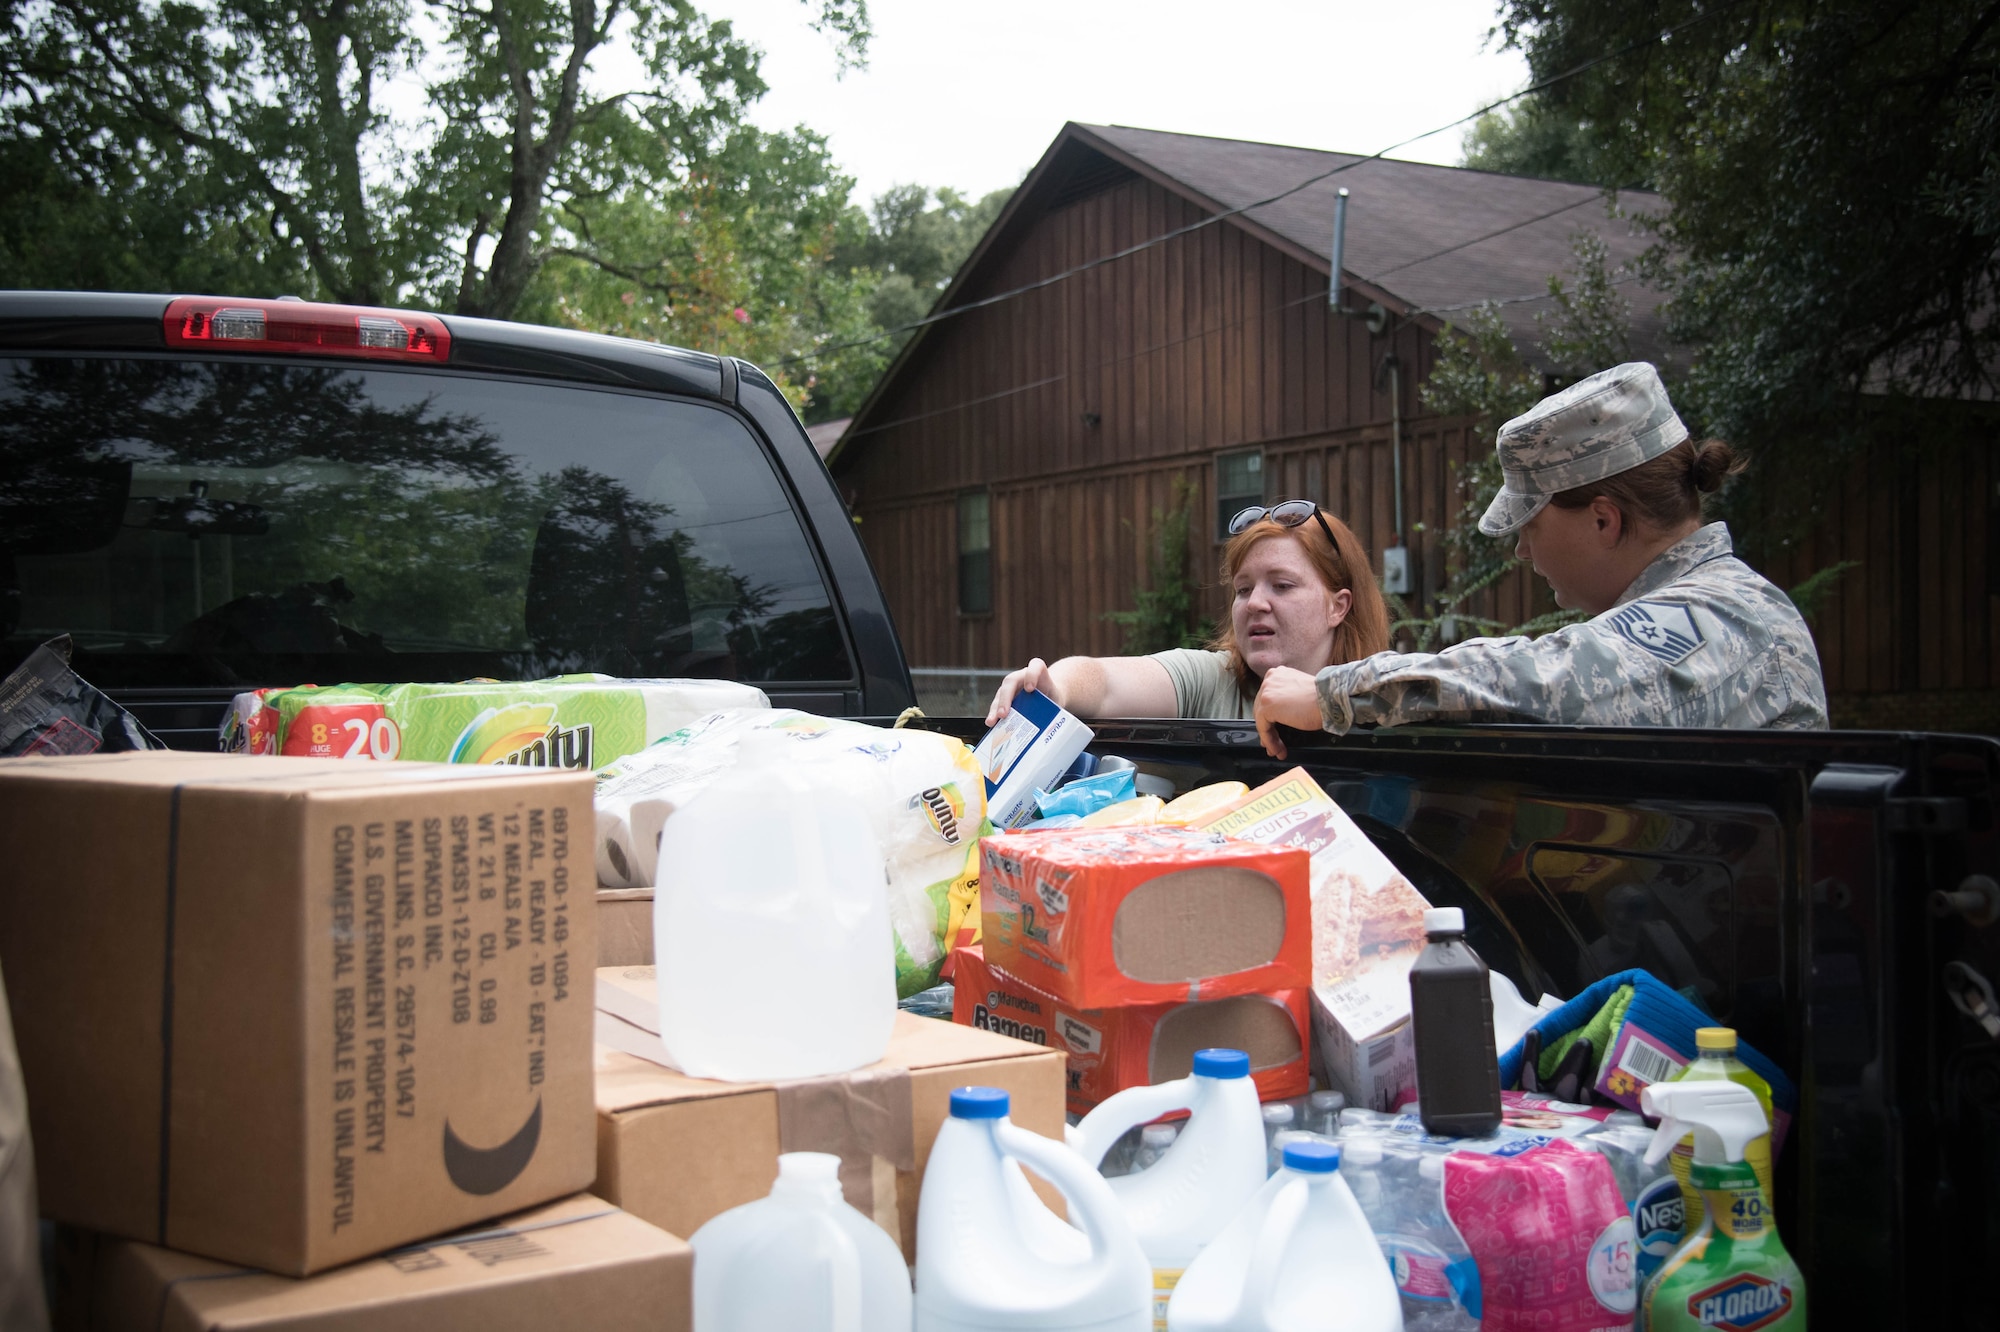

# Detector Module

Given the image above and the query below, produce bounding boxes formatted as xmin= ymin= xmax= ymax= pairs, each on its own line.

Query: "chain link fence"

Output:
xmin=908 ymin=667 xmax=1010 ymax=719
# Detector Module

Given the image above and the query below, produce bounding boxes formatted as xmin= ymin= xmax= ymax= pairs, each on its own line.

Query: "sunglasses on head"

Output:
xmin=1227 ymin=499 xmax=1341 ymax=557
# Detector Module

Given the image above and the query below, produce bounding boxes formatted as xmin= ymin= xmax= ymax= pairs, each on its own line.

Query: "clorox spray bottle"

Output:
xmin=1071 ymin=1048 xmax=1268 ymax=1330
xmin=1637 ymin=1082 xmax=1806 ymax=1332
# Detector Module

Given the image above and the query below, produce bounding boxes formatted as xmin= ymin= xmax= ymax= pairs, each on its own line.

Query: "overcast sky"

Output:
xmin=716 ymin=0 xmax=1531 ymax=206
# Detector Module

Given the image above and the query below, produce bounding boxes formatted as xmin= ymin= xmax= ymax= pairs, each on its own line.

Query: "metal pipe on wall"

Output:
xmin=1328 ymin=188 xmax=1349 ymax=311
xmin=1389 ymin=352 xmax=1404 ymax=543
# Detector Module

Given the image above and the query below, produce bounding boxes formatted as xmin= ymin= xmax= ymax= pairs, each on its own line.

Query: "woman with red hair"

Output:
xmin=986 ymin=501 xmax=1390 ymax=723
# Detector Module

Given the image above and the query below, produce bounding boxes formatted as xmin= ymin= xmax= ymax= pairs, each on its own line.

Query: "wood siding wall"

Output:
xmin=834 ymin=159 xmax=1999 ymax=725
xmin=836 ymin=169 xmax=1551 ymax=670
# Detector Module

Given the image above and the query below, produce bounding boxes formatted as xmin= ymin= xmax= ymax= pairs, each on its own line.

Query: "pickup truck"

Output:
xmin=6 ymin=291 xmax=1996 ymax=1327
xmin=0 ymin=289 xmax=915 ymax=736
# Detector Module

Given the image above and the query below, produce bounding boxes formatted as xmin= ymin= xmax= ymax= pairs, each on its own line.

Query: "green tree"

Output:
xmin=1407 ymin=230 xmax=1632 ymax=646
xmin=1460 ymin=96 xmax=1628 ymax=188
xmin=0 ymin=0 xmax=867 ymax=319
xmin=521 ymin=124 xmax=883 ymax=412
xmin=1488 ymin=0 xmax=2000 ymax=539
xmin=1104 ymin=478 xmax=1206 ymax=654
xmin=841 ymin=184 xmax=1012 ymax=342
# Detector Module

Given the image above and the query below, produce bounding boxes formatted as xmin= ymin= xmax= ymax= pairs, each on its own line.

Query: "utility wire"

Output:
xmin=1364 ymin=193 xmax=1607 ymax=282
xmin=777 ymin=10 xmax=1718 ymax=372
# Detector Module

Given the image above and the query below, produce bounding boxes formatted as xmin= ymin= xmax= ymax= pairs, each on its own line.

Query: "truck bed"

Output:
xmin=917 ymin=715 xmax=2000 ymax=1329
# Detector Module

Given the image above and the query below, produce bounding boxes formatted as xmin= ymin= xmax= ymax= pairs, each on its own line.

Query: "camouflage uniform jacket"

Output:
xmin=1316 ymin=523 xmax=1829 ymax=732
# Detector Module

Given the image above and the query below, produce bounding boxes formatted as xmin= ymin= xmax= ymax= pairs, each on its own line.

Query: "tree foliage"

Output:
xmin=0 ymin=0 xmax=1026 ymax=420
xmin=1488 ymin=0 xmax=2000 ymax=537
xmin=1405 ymin=231 xmax=1633 ymax=646
xmin=1460 ymin=97 xmax=1629 ymax=188
xmin=1105 ymin=478 xmax=1206 ymax=654
xmin=841 ymin=184 xmax=1011 ymax=335
xmin=0 ymin=0 xmax=866 ymax=321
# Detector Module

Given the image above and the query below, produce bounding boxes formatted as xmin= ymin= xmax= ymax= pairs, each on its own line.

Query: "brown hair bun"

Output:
xmin=1690 ymin=439 xmax=1744 ymax=494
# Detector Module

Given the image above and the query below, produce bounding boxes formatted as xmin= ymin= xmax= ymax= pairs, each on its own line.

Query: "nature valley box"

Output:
xmin=53 ymin=1194 xmax=690 ymax=1332
xmin=1192 ymin=768 xmax=1432 ymax=1110
xmin=0 ymin=752 xmax=598 ymax=1275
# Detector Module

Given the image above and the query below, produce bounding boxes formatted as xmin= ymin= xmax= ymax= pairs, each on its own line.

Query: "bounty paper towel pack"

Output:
xmin=594 ymin=709 xmax=988 ymax=997
xmin=224 ymin=674 xmax=767 ymax=768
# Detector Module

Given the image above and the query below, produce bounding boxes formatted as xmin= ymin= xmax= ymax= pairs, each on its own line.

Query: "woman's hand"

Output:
xmin=987 ymin=658 xmax=1062 ymax=725
xmin=1253 ymin=666 xmax=1326 ymax=760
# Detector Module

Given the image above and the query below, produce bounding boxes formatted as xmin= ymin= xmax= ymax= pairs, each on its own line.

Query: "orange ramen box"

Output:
xmin=978 ymin=826 xmax=1310 ymax=1008
xmin=951 ymin=945 xmax=1309 ymax=1115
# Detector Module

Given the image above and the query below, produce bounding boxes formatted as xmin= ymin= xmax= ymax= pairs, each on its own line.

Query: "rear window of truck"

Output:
xmin=0 ymin=356 xmax=854 ymax=688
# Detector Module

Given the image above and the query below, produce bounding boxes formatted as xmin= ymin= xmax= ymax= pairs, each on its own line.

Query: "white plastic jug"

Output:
xmin=1072 ymin=1049 xmax=1268 ymax=1327
xmin=691 ymin=1152 xmax=913 ymax=1332
xmin=1167 ymin=1139 xmax=1404 ymax=1332
xmin=916 ymin=1086 xmax=1151 ymax=1332
xmin=654 ymin=728 xmax=896 ymax=1080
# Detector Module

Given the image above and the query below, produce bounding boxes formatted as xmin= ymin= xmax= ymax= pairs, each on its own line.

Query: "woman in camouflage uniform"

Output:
xmin=1254 ymin=362 xmax=1829 ymax=759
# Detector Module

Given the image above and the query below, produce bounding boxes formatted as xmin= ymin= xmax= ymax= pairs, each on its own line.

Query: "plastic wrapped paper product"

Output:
xmin=0 ymin=635 xmax=161 ymax=757
xmin=221 ymin=673 xmax=767 ymax=768
xmin=594 ymin=709 xmax=988 ymax=998
xmin=1442 ymin=1139 xmax=1638 ymax=1332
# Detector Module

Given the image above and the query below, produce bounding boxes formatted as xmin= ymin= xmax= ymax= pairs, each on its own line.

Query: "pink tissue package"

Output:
xmin=1443 ymin=1139 xmax=1639 ymax=1332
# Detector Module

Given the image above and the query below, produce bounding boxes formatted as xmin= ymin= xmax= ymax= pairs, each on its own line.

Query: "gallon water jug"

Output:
xmin=916 ymin=1086 xmax=1151 ymax=1332
xmin=1167 ymin=1140 xmax=1404 ymax=1332
xmin=655 ymin=728 xmax=896 ymax=1080
xmin=690 ymin=1152 xmax=913 ymax=1332
xmin=1073 ymin=1049 xmax=1267 ymax=1328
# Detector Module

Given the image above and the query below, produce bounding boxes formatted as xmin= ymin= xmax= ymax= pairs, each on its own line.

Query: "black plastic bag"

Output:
xmin=0 ymin=636 xmax=162 ymax=757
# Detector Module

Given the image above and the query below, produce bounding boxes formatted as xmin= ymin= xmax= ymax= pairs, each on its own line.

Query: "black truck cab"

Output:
xmin=0 ymin=290 xmax=915 ymax=740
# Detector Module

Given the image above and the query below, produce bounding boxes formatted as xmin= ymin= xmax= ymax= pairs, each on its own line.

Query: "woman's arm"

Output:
xmin=985 ymin=655 xmax=1179 ymax=725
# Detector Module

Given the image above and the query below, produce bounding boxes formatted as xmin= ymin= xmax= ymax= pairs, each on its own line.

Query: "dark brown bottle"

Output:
xmin=1408 ymin=907 xmax=1503 ymax=1136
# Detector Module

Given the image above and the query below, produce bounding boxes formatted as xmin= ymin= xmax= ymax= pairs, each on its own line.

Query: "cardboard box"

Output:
xmin=592 ymin=968 xmax=1065 ymax=1262
xmin=596 ymin=889 xmax=653 ymax=967
xmin=0 ymin=752 xmax=598 ymax=1274
xmin=1193 ymin=769 xmax=1431 ymax=1110
xmin=951 ymin=946 xmax=1308 ymax=1115
xmin=979 ymin=826 xmax=1311 ymax=1008
xmin=973 ymin=687 xmax=1093 ymax=829
xmin=54 ymin=1194 xmax=690 ymax=1332
xmin=1309 ymin=995 xmax=1417 ymax=1112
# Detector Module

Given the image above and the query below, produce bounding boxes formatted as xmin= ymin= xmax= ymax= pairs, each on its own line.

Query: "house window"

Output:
xmin=1216 ymin=450 xmax=1264 ymax=539
xmin=958 ymin=489 xmax=992 ymax=615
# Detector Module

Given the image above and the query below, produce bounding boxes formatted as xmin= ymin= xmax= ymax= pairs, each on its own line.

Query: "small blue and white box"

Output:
xmin=973 ymin=689 xmax=1094 ymax=829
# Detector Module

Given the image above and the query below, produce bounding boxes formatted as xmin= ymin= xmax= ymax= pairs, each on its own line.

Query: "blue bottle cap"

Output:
xmin=1191 ymin=1048 xmax=1251 ymax=1080
xmin=949 ymin=1086 xmax=1010 ymax=1119
xmin=1282 ymin=1140 xmax=1341 ymax=1173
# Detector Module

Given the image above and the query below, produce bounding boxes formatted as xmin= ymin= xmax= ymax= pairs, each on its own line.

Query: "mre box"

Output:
xmin=979 ymin=826 xmax=1311 ymax=1008
xmin=55 ymin=1194 xmax=688 ymax=1332
xmin=0 ymin=752 xmax=598 ymax=1274
xmin=593 ymin=981 xmax=1065 ymax=1263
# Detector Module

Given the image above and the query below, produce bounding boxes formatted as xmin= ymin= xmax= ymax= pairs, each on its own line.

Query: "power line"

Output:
xmin=1365 ymin=194 xmax=1606 ymax=282
xmin=778 ymin=10 xmax=1719 ymax=372
xmin=840 ymin=249 xmax=1650 ymax=443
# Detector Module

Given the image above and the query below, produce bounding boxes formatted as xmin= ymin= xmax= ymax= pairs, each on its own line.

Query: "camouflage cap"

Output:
xmin=1478 ymin=361 xmax=1689 ymax=537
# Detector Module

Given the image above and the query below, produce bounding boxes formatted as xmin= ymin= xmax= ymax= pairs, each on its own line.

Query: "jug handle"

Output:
xmin=814 ymin=1210 xmax=864 ymax=1332
xmin=996 ymin=1120 xmax=1131 ymax=1261
xmin=1071 ymin=1079 xmax=1195 ymax=1169
xmin=1236 ymin=1177 xmax=1307 ymax=1328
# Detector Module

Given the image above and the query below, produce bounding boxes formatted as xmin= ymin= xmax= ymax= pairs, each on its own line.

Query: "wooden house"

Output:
xmin=828 ymin=123 xmax=2000 ymax=731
